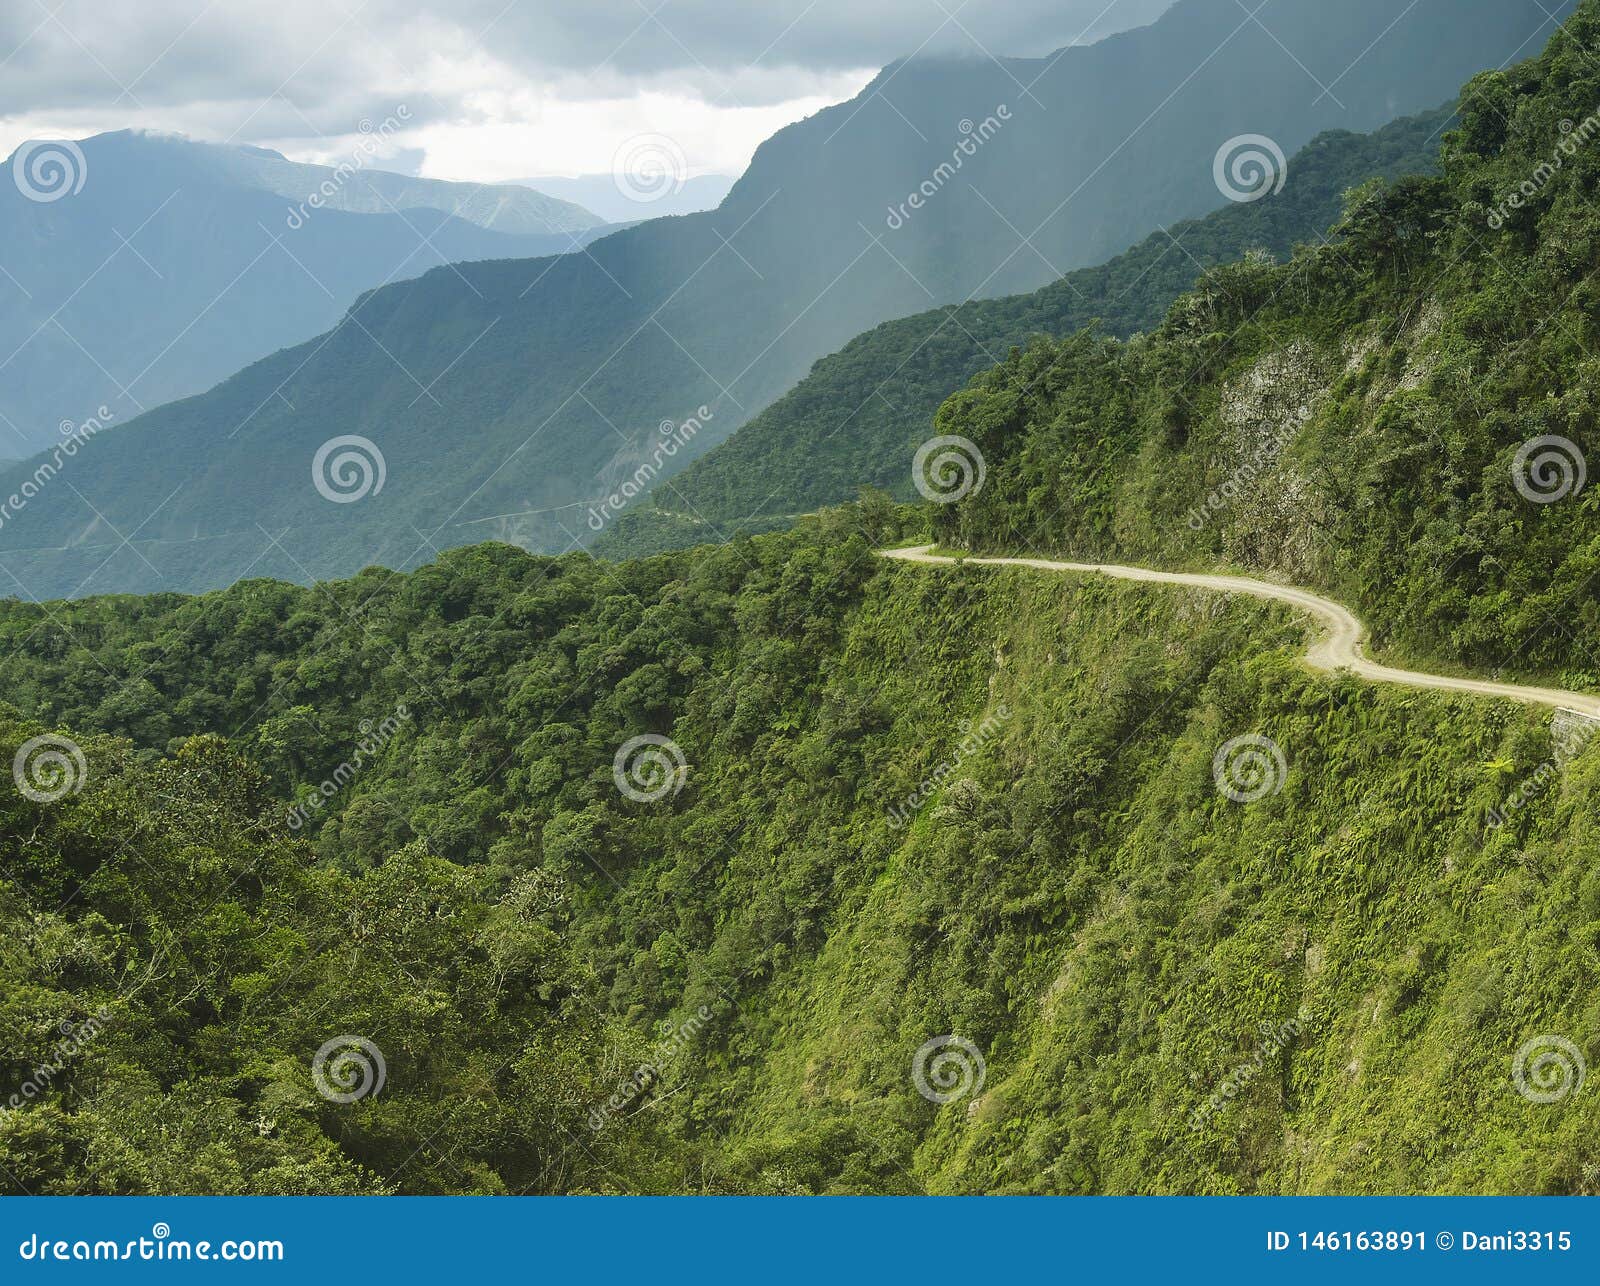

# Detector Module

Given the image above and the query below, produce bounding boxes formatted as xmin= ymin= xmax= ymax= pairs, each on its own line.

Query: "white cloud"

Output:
xmin=393 ymin=76 xmax=875 ymax=182
xmin=0 ymin=0 xmax=1173 ymax=181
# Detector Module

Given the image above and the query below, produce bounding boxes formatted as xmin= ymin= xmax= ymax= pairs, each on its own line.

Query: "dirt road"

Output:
xmin=882 ymin=546 xmax=1600 ymax=719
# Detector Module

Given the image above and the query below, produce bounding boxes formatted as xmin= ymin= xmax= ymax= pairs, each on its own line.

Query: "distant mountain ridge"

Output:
xmin=0 ymin=131 xmax=609 ymax=454
xmin=8 ymin=0 xmax=1600 ymax=1198
xmin=0 ymin=0 xmax=1572 ymax=601
xmin=594 ymin=104 xmax=1456 ymax=556
xmin=145 ymin=133 xmax=604 ymax=236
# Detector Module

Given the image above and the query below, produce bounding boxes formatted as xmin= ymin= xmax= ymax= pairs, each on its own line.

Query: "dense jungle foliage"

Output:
xmin=929 ymin=4 xmax=1600 ymax=683
xmin=3 ymin=504 xmax=1599 ymax=1194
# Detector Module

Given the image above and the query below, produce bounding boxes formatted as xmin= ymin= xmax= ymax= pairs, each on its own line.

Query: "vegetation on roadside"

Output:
xmin=3 ymin=504 xmax=1598 ymax=1193
xmin=930 ymin=9 xmax=1600 ymax=683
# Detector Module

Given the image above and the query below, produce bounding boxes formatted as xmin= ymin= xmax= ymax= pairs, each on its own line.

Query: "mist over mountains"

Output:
xmin=9 ymin=0 xmax=1600 ymax=1207
xmin=515 ymin=174 xmax=737 ymax=223
xmin=0 ymin=130 xmax=608 ymax=455
xmin=0 ymin=0 xmax=1574 ymax=601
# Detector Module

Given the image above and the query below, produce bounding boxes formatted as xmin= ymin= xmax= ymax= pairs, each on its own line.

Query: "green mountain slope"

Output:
xmin=924 ymin=1 xmax=1600 ymax=682
xmin=0 ymin=0 xmax=1565 ymax=601
xmin=2 ymin=514 xmax=1597 ymax=1194
xmin=596 ymin=105 xmax=1455 ymax=557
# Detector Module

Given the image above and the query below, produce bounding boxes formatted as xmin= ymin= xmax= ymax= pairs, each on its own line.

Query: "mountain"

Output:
xmin=919 ymin=7 xmax=1600 ymax=683
xmin=515 ymin=173 xmax=737 ymax=223
xmin=595 ymin=104 xmax=1456 ymax=557
xmin=13 ymin=517 xmax=1598 ymax=1194
xmin=177 ymin=138 xmax=603 ymax=236
xmin=0 ymin=0 xmax=1570 ymax=603
xmin=6 ymin=0 xmax=1600 ymax=1195
xmin=0 ymin=131 xmax=608 ymax=455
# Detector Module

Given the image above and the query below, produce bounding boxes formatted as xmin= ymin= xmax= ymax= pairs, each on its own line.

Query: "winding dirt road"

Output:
xmin=883 ymin=546 xmax=1600 ymax=720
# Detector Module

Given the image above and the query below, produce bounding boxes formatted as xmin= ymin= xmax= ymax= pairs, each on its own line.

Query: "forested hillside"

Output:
xmin=598 ymin=105 xmax=1453 ymax=557
xmin=922 ymin=1 xmax=1600 ymax=682
xmin=3 ymin=512 xmax=1597 ymax=1194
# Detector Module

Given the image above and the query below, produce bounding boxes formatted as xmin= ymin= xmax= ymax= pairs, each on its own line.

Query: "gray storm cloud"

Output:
xmin=0 ymin=0 xmax=1176 ymax=125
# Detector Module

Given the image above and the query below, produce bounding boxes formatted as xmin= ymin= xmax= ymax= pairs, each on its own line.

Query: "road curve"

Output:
xmin=882 ymin=546 xmax=1600 ymax=720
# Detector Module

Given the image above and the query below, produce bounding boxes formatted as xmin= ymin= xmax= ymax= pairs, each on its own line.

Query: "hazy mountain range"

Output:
xmin=593 ymin=103 xmax=1456 ymax=556
xmin=8 ymin=0 xmax=1600 ymax=1195
xmin=8 ymin=0 xmax=1600 ymax=1202
xmin=0 ymin=0 xmax=1574 ymax=601
xmin=0 ymin=130 xmax=608 ymax=454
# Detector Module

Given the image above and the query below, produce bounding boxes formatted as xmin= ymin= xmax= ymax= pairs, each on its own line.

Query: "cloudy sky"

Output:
xmin=0 ymin=0 xmax=1174 ymax=181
